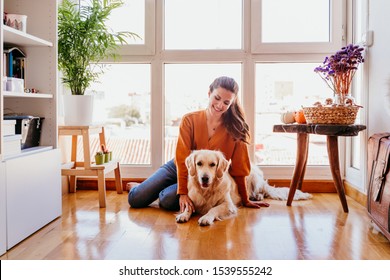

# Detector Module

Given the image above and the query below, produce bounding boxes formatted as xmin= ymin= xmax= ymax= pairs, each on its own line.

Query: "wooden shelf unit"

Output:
xmin=0 ymin=0 xmax=61 ymax=253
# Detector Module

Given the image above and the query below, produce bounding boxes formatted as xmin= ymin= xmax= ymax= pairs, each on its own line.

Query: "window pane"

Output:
xmin=86 ymin=64 xmax=151 ymax=164
xmin=255 ymin=63 xmax=331 ymax=165
xmin=108 ymin=0 xmax=145 ymax=44
xmin=164 ymin=0 xmax=242 ymax=49
xmin=261 ymin=0 xmax=330 ymax=43
xmin=164 ymin=64 xmax=241 ymax=162
xmin=84 ymin=0 xmax=146 ymax=45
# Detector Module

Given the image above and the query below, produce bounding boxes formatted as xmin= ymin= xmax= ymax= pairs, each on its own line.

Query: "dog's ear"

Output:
xmin=216 ymin=153 xmax=229 ymax=179
xmin=185 ymin=153 xmax=196 ymax=177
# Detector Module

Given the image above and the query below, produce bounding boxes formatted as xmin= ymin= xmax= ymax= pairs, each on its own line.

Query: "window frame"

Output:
xmin=344 ymin=0 xmax=369 ymax=191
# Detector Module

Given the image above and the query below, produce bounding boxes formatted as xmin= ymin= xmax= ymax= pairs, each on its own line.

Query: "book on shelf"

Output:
xmin=8 ymin=50 xmax=13 ymax=77
xmin=3 ymin=46 xmax=26 ymax=81
xmin=14 ymin=57 xmax=25 ymax=79
xmin=3 ymin=53 xmax=6 ymax=76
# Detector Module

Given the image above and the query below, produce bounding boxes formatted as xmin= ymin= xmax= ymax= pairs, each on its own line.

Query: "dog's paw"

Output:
xmin=176 ymin=211 xmax=191 ymax=223
xmin=198 ymin=214 xmax=214 ymax=226
xmin=228 ymin=205 xmax=238 ymax=215
xmin=252 ymin=193 xmax=264 ymax=201
xmin=294 ymin=190 xmax=313 ymax=200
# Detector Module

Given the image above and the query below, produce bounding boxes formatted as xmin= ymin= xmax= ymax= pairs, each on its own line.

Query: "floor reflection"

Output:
xmin=2 ymin=192 xmax=390 ymax=260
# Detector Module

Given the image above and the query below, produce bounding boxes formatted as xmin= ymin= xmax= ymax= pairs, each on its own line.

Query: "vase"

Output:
xmin=103 ymin=153 xmax=109 ymax=163
xmin=63 ymin=94 xmax=94 ymax=126
xmin=334 ymin=93 xmax=355 ymax=106
xmin=95 ymin=154 xmax=104 ymax=165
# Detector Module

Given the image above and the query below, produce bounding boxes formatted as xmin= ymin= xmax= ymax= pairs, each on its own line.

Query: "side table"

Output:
xmin=59 ymin=125 xmax=123 ymax=208
xmin=273 ymin=123 xmax=366 ymax=213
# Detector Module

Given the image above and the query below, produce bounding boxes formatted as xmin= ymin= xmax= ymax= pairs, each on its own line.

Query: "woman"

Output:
xmin=128 ymin=76 xmax=269 ymax=213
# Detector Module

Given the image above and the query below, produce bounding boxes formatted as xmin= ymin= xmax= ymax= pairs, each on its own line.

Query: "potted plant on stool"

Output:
xmin=95 ymin=151 xmax=105 ymax=165
xmin=58 ymin=0 xmax=139 ymax=125
xmin=101 ymin=144 xmax=111 ymax=163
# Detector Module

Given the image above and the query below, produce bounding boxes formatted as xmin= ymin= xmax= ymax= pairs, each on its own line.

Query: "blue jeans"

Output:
xmin=128 ymin=159 xmax=179 ymax=211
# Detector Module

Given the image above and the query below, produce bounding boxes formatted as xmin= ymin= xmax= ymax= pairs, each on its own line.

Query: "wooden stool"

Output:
xmin=59 ymin=125 xmax=122 ymax=208
xmin=273 ymin=124 xmax=366 ymax=213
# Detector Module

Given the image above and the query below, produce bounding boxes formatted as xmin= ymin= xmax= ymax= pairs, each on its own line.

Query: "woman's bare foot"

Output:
xmin=126 ymin=182 xmax=140 ymax=192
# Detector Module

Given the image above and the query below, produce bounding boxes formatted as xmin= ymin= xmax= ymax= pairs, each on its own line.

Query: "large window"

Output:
xmin=73 ymin=0 xmax=367 ymax=186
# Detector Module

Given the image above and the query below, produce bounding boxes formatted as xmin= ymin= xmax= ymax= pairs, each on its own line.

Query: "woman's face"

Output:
xmin=208 ymin=87 xmax=236 ymax=117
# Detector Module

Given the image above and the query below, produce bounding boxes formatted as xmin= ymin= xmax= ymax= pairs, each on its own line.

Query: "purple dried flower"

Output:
xmin=314 ymin=44 xmax=365 ymax=95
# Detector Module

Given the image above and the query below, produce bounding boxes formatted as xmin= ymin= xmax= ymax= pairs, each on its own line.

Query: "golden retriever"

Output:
xmin=175 ymin=149 xmax=312 ymax=226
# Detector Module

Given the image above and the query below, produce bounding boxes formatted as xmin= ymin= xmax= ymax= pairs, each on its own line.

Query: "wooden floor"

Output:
xmin=1 ymin=190 xmax=390 ymax=260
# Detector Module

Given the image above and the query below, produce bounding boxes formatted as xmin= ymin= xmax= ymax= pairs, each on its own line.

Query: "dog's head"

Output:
xmin=185 ymin=150 xmax=230 ymax=189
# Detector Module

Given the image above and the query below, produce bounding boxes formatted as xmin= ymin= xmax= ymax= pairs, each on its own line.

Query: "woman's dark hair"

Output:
xmin=209 ymin=76 xmax=250 ymax=144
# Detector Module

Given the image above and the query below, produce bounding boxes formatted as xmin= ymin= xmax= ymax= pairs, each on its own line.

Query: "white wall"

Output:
xmin=367 ymin=0 xmax=390 ymax=135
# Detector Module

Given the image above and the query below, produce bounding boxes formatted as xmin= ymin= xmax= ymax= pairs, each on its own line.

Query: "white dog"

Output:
xmin=246 ymin=162 xmax=313 ymax=202
xmin=175 ymin=150 xmax=312 ymax=226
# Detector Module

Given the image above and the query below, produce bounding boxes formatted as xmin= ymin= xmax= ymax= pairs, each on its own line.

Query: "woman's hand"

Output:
xmin=244 ymin=200 xmax=270 ymax=208
xmin=179 ymin=194 xmax=195 ymax=213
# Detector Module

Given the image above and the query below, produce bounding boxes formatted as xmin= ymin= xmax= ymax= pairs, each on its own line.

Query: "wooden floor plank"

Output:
xmin=1 ymin=191 xmax=390 ymax=260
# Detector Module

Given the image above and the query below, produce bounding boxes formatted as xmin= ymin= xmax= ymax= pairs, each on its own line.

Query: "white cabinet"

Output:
xmin=1 ymin=0 xmax=61 ymax=251
xmin=5 ymin=149 xmax=61 ymax=249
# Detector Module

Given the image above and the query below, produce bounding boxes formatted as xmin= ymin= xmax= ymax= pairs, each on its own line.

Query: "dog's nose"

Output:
xmin=201 ymin=176 xmax=209 ymax=184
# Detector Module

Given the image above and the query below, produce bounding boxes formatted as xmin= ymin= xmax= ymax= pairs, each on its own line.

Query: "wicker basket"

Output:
xmin=302 ymin=106 xmax=359 ymax=125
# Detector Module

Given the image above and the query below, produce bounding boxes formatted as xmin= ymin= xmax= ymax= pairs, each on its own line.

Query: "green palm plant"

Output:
xmin=58 ymin=0 xmax=139 ymax=95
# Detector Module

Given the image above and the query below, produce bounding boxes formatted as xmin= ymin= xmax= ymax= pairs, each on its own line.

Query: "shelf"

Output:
xmin=1 ymin=0 xmax=60 ymax=254
xmin=2 ymin=146 xmax=53 ymax=161
xmin=3 ymin=91 xmax=53 ymax=98
xmin=3 ymin=25 xmax=53 ymax=47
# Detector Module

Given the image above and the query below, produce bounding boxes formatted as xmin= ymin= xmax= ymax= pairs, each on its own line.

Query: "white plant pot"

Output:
xmin=63 ymin=95 xmax=94 ymax=126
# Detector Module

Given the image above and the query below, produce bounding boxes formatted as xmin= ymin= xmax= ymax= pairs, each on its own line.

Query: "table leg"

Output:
xmin=326 ymin=136 xmax=349 ymax=213
xmin=297 ymin=149 xmax=308 ymax=191
xmin=69 ymin=176 xmax=77 ymax=193
xmin=69 ymin=135 xmax=78 ymax=193
xmin=287 ymin=133 xmax=309 ymax=206
xmin=97 ymin=170 xmax=107 ymax=208
xmin=82 ymin=129 xmax=92 ymax=168
xmin=114 ymin=162 xmax=123 ymax=194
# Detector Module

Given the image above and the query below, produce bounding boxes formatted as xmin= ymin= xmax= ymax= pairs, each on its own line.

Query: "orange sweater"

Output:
xmin=174 ymin=110 xmax=251 ymax=204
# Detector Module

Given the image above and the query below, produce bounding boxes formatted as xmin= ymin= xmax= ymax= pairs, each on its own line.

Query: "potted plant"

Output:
xmin=95 ymin=151 xmax=104 ymax=165
xmin=101 ymin=144 xmax=111 ymax=162
xmin=58 ymin=0 xmax=139 ymax=125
